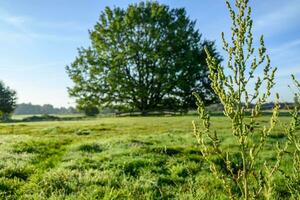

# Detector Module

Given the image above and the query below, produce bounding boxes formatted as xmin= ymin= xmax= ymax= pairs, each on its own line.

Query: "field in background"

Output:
xmin=0 ymin=116 xmax=296 ymax=199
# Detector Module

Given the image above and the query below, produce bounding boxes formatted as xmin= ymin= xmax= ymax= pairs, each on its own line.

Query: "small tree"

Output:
xmin=0 ymin=81 xmax=17 ymax=121
xmin=193 ymin=0 xmax=284 ymax=199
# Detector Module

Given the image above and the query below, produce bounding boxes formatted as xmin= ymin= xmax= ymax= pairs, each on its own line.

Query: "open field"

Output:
xmin=0 ymin=116 xmax=297 ymax=199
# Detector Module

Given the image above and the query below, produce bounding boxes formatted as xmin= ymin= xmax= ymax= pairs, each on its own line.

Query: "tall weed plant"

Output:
xmin=283 ymin=75 xmax=300 ymax=198
xmin=192 ymin=0 xmax=291 ymax=199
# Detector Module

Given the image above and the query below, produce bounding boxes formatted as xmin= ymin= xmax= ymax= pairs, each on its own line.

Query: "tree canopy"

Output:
xmin=0 ymin=81 xmax=17 ymax=120
xmin=67 ymin=1 xmax=222 ymax=113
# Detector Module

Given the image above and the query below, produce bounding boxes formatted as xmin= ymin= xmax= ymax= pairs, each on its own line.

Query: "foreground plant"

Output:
xmin=283 ymin=75 xmax=300 ymax=198
xmin=193 ymin=0 xmax=284 ymax=199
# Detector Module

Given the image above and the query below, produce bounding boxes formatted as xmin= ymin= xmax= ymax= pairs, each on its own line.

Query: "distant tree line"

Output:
xmin=14 ymin=103 xmax=78 ymax=115
xmin=205 ymin=102 xmax=298 ymax=113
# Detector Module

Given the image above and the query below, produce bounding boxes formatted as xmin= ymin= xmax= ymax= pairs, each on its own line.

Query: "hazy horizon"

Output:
xmin=1 ymin=0 xmax=299 ymax=107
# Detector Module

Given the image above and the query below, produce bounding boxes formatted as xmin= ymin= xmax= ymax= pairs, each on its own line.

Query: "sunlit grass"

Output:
xmin=0 ymin=116 xmax=297 ymax=199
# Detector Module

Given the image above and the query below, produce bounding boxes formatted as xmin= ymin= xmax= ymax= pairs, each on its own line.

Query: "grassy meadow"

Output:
xmin=0 ymin=116 xmax=297 ymax=199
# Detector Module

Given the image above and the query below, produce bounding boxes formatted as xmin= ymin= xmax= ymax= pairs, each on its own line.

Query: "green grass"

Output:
xmin=0 ymin=116 xmax=297 ymax=199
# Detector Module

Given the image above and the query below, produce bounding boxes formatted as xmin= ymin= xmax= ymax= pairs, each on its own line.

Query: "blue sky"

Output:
xmin=0 ymin=0 xmax=299 ymax=107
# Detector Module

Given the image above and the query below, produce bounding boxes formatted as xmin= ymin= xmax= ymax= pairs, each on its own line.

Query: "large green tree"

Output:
xmin=0 ymin=81 xmax=17 ymax=120
xmin=67 ymin=1 xmax=221 ymax=113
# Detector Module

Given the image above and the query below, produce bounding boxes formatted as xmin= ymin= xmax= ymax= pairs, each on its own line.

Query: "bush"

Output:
xmin=22 ymin=114 xmax=60 ymax=122
xmin=82 ymin=106 xmax=99 ymax=117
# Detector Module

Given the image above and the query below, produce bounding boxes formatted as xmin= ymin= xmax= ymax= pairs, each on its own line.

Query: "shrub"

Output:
xmin=22 ymin=114 xmax=60 ymax=122
xmin=82 ymin=106 xmax=99 ymax=117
